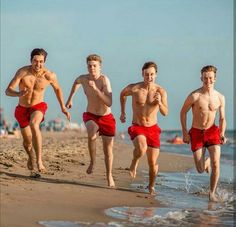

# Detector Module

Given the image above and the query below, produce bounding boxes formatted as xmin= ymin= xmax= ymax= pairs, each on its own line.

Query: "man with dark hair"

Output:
xmin=180 ymin=65 xmax=226 ymax=202
xmin=120 ymin=61 xmax=168 ymax=194
xmin=5 ymin=48 xmax=70 ymax=175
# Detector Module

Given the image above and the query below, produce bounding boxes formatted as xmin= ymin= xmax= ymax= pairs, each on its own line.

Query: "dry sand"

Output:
xmin=0 ymin=131 xmax=194 ymax=227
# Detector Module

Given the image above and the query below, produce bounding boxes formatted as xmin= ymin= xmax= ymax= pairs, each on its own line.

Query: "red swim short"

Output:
xmin=128 ymin=124 xmax=161 ymax=148
xmin=83 ymin=112 xmax=116 ymax=136
xmin=14 ymin=102 xmax=48 ymax=128
xmin=189 ymin=124 xmax=221 ymax=152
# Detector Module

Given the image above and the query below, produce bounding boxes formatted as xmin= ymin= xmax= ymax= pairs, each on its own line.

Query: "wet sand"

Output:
xmin=0 ymin=131 xmax=194 ymax=227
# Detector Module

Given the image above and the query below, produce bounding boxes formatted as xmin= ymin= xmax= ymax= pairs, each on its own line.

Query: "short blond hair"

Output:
xmin=86 ymin=54 xmax=102 ymax=64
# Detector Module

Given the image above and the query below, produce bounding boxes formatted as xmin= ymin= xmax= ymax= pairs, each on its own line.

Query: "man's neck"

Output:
xmin=89 ymin=73 xmax=100 ymax=80
xmin=202 ymin=86 xmax=214 ymax=94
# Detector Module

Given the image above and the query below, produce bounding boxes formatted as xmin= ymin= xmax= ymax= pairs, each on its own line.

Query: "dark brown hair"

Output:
xmin=142 ymin=61 xmax=158 ymax=73
xmin=201 ymin=65 xmax=217 ymax=75
xmin=30 ymin=48 xmax=48 ymax=62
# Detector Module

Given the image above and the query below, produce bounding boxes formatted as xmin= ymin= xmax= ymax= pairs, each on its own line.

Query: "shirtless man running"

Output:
xmin=66 ymin=54 xmax=116 ymax=187
xmin=120 ymin=61 xmax=168 ymax=194
xmin=180 ymin=65 xmax=226 ymax=202
xmin=5 ymin=48 xmax=70 ymax=174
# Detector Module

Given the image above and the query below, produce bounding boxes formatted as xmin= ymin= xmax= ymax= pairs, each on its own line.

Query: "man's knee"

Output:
xmin=196 ymin=166 xmax=205 ymax=173
xmin=23 ymin=140 xmax=32 ymax=150
xmin=30 ymin=121 xmax=40 ymax=131
xmin=88 ymin=133 xmax=97 ymax=140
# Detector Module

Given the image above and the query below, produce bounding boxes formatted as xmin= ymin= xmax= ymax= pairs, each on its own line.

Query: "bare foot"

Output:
xmin=209 ymin=193 xmax=219 ymax=202
xmin=37 ymin=162 xmax=46 ymax=173
xmin=86 ymin=163 xmax=94 ymax=174
xmin=148 ymin=186 xmax=156 ymax=195
xmin=108 ymin=175 xmax=115 ymax=188
xmin=129 ymin=159 xmax=138 ymax=179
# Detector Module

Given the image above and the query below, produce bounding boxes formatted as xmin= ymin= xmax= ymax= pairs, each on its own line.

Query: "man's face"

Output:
xmin=87 ymin=60 xmax=101 ymax=77
xmin=142 ymin=67 xmax=157 ymax=84
xmin=31 ymin=55 xmax=45 ymax=72
xmin=201 ymin=71 xmax=216 ymax=88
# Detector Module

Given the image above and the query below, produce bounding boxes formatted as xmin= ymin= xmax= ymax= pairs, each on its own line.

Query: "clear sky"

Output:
xmin=0 ymin=0 xmax=234 ymax=131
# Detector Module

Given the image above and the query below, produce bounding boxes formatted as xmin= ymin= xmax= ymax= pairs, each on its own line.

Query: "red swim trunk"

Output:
xmin=189 ymin=124 xmax=221 ymax=152
xmin=14 ymin=102 xmax=48 ymax=128
xmin=128 ymin=124 xmax=161 ymax=148
xmin=83 ymin=112 xmax=116 ymax=136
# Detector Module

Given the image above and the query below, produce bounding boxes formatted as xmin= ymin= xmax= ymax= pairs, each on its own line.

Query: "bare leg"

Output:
xmin=193 ymin=147 xmax=208 ymax=174
xmin=102 ymin=135 xmax=115 ymax=187
xmin=208 ymin=145 xmax=221 ymax=202
xmin=146 ymin=147 xmax=160 ymax=195
xmin=20 ymin=126 xmax=34 ymax=170
xmin=205 ymin=157 xmax=211 ymax=174
xmin=85 ymin=120 xmax=99 ymax=174
xmin=30 ymin=111 xmax=45 ymax=172
xmin=130 ymin=135 xmax=147 ymax=179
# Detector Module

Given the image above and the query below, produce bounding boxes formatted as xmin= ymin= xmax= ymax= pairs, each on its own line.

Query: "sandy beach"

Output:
xmin=0 ymin=130 xmax=194 ymax=227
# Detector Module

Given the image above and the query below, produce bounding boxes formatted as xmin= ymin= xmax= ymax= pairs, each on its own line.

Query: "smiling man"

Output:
xmin=120 ymin=61 xmax=168 ymax=195
xmin=180 ymin=65 xmax=226 ymax=202
xmin=5 ymin=48 xmax=70 ymax=174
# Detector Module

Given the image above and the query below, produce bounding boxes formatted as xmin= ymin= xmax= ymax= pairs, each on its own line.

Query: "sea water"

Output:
xmin=39 ymin=130 xmax=235 ymax=227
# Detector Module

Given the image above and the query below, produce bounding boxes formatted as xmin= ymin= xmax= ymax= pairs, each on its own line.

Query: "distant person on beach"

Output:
xmin=5 ymin=48 xmax=70 ymax=174
xmin=66 ymin=54 xmax=116 ymax=187
xmin=119 ymin=61 xmax=168 ymax=194
xmin=180 ymin=65 xmax=226 ymax=202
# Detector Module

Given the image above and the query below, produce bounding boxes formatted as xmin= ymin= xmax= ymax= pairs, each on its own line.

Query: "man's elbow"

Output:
xmin=162 ymin=110 xmax=168 ymax=116
xmin=5 ymin=88 xmax=10 ymax=96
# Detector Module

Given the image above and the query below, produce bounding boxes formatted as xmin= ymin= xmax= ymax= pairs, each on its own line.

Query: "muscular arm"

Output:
xmin=219 ymin=95 xmax=226 ymax=142
xmin=5 ymin=69 xmax=28 ymax=97
xmin=120 ymin=85 xmax=132 ymax=123
xmin=180 ymin=94 xmax=194 ymax=143
xmin=66 ymin=77 xmax=81 ymax=108
xmin=91 ymin=76 xmax=112 ymax=107
xmin=50 ymin=73 xmax=70 ymax=120
xmin=158 ymin=89 xmax=168 ymax=116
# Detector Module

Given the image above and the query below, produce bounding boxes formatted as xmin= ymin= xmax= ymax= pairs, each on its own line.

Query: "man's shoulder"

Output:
xmin=155 ymin=84 xmax=166 ymax=93
xmin=190 ymin=87 xmax=201 ymax=96
xmin=77 ymin=74 xmax=88 ymax=82
xmin=17 ymin=65 xmax=31 ymax=75
xmin=44 ymin=69 xmax=56 ymax=80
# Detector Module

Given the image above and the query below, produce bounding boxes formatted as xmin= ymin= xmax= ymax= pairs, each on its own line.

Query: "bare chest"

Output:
xmin=133 ymin=89 xmax=156 ymax=106
xmin=83 ymin=80 xmax=104 ymax=96
xmin=195 ymin=94 xmax=220 ymax=112
xmin=20 ymin=75 xmax=49 ymax=91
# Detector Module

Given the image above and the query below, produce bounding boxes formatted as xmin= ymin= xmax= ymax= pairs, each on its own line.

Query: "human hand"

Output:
xmin=220 ymin=136 xmax=227 ymax=144
xmin=88 ymin=80 xmax=98 ymax=91
xmin=154 ymin=91 xmax=162 ymax=105
xmin=62 ymin=108 xmax=71 ymax=121
xmin=19 ymin=88 xmax=29 ymax=97
xmin=120 ymin=113 xmax=126 ymax=123
xmin=183 ymin=132 xmax=190 ymax=144
xmin=66 ymin=100 xmax=73 ymax=109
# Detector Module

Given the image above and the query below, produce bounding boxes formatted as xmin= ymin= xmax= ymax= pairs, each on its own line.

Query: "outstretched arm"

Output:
xmin=120 ymin=85 xmax=132 ymax=123
xmin=66 ymin=77 xmax=81 ymax=109
xmin=50 ymin=73 xmax=70 ymax=121
xmin=219 ymin=95 xmax=227 ymax=144
xmin=180 ymin=95 xmax=193 ymax=144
